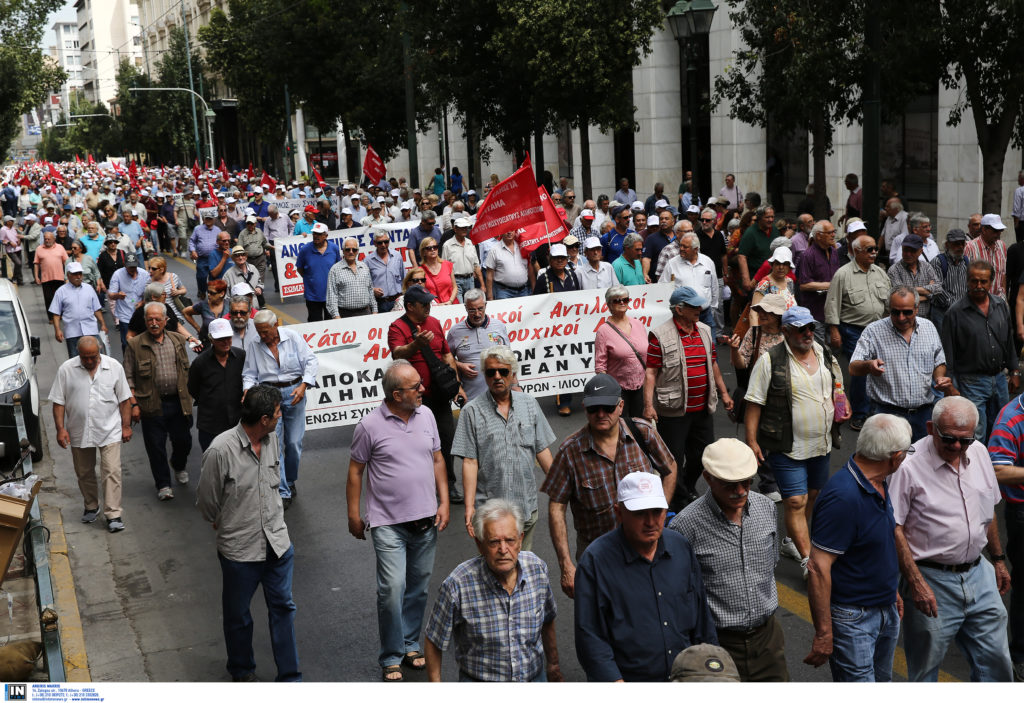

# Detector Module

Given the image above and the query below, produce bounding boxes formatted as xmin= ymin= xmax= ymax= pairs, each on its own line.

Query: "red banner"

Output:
xmin=47 ymin=162 xmax=66 ymax=183
xmin=87 ymin=153 xmax=95 ymax=166
xmin=517 ymin=186 xmax=569 ymax=254
xmin=312 ymin=167 xmax=326 ymax=189
xmin=192 ymin=160 xmax=201 ymax=182
xmin=208 ymin=181 xmax=217 ymax=202
xmin=362 ymin=144 xmax=386 ymax=185
xmin=74 ymin=154 xmax=82 ymax=164
xmin=246 ymin=162 xmax=254 ymax=180
xmin=260 ymin=171 xmax=277 ymax=193
xmin=220 ymin=158 xmax=229 ymax=181
xmin=469 ymin=155 xmax=545 ymax=244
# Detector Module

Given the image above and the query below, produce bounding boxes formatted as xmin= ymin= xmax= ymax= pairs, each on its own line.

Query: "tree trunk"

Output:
xmin=811 ymin=113 xmax=830 ymax=221
xmin=980 ymin=141 xmax=1008 ymax=214
xmin=580 ymin=122 xmax=592 ymax=201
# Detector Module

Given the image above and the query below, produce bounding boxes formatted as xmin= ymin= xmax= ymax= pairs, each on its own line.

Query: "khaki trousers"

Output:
xmin=70 ymin=443 xmax=122 ymax=520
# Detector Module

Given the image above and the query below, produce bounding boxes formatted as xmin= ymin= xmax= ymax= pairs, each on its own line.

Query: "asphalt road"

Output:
xmin=26 ymin=252 xmax=981 ymax=682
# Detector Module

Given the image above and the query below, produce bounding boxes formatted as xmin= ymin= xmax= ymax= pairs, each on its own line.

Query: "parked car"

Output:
xmin=0 ymin=279 xmax=42 ymax=467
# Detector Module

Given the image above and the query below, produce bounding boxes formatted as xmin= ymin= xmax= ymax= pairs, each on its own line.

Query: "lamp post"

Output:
xmin=667 ymin=0 xmax=717 ymax=205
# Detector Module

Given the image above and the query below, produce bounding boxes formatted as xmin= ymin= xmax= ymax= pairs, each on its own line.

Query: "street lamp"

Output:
xmin=668 ymin=0 xmax=717 ymax=205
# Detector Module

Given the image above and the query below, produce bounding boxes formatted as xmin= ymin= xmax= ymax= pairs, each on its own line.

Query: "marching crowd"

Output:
xmin=6 ymin=161 xmax=1024 ymax=684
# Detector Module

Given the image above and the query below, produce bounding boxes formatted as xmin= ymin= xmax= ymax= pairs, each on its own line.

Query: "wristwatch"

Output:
xmin=991 ymin=553 xmax=1007 ymax=562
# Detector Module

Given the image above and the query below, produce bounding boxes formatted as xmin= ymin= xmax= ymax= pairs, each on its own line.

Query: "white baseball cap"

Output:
xmin=251 ymin=185 xmax=263 ymax=194
xmin=231 ymin=282 xmax=255 ymax=297
xmin=655 ymin=199 xmax=669 ymax=209
xmin=981 ymin=213 xmax=1006 ymax=230
xmin=686 ymin=204 xmax=701 ymax=214
xmin=581 ymin=208 xmax=595 ymax=219
xmin=208 ymin=317 xmax=233 ymax=339
xmin=617 ymin=472 xmax=668 ymax=511
xmin=584 ymin=236 xmax=602 ymax=250
xmin=549 ymin=243 xmax=568 ymax=257
xmin=311 ymin=222 xmax=328 ymax=234
xmin=846 ymin=220 xmax=867 ymax=234
xmin=66 ymin=262 xmax=84 ymax=274
xmin=630 ymin=200 xmax=644 ymax=212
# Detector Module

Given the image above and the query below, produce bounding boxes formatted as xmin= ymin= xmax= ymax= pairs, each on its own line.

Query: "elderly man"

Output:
xmin=942 ymin=260 xmax=1019 ymax=441
xmin=887 ymin=233 xmax=941 ymax=318
xmin=50 ymin=336 xmax=132 ymax=533
xmin=365 ymin=230 xmax=405 ymax=313
xmin=326 ymin=237 xmax=377 ymax=318
xmin=424 ymin=498 xmax=561 ymax=682
xmin=295 ymin=222 xmax=341 ymax=322
xmin=125 ymin=303 xmax=194 ymax=501
xmin=824 ymin=233 xmax=890 ymax=431
xmin=608 ymin=233 xmax=644 ymax=286
xmin=347 ymin=359 xmax=450 ymax=682
xmin=452 ymin=346 xmax=555 ymax=550
xmin=226 ymin=294 xmax=258 ymax=348
xmin=643 ymin=286 xmax=732 ymax=511
xmin=196 ymin=384 xmax=301 ymax=683
xmin=796 ymin=220 xmax=841 ymax=344
xmin=577 ymin=237 xmax=618 ymax=290
xmin=966 ymin=214 xmax=1009 ymax=299
xmin=851 ymin=286 xmax=951 ymax=441
xmin=575 ymin=471 xmax=717 ymax=681
xmin=188 ymin=318 xmax=245 ymax=452
xmin=441 ymin=217 xmax=483 ymax=302
xmin=745 ymin=306 xmax=849 ymax=577
xmin=600 ymin=205 xmax=632 ymax=264
xmin=655 ymin=218 xmax=696 ymax=281
xmin=542 ymin=374 xmax=676 ymax=596
xmin=35 ymin=230 xmax=69 ymax=317
xmin=890 ymin=396 xmax=1012 ymax=681
xmin=804 ymin=414 xmax=912 ymax=681
xmin=642 ymin=209 xmax=677 ymax=283
xmin=236 ymin=214 xmax=270 ymax=290
xmin=207 ymin=231 xmax=235 ymax=284
xmin=243 ymin=310 xmax=318 ymax=507
xmin=49 ymin=262 xmax=107 ymax=357
xmin=932 ymin=228 xmax=970 ymax=333
xmin=125 ymin=282 xmax=191 ymax=342
xmin=446 ymin=290 xmax=510 ymax=400
xmin=534 ymin=242 xmax=582 ymax=295
xmin=879 ymin=197 xmax=909 ymax=262
xmin=189 ymin=211 xmax=222 ymax=298
xmin=108 ymin=252 xmax=151 ymax=350
xmin=407 ymin=210 xmax=442 ymax=264
xmin=662 ymin=230 xmax=719 ymax=333
xmin=670 ymin=438 xmax=788 ymax=681
xmin=569 ymin=208 xmax=601 ymax=241
xmin=890 ymin=212 xmax=940 ymax=265
xmin=789 ymin=213 xmax=814 ymax=265
xmin=719 ymin=174 xmax=742 ymax=210
xmin=221 ymin=245 xmax=264 ymax=307
xmin=485 ymin=229 xmax=530 ymax=300
xmin=117 ymin=208 xmax=145 ymax=259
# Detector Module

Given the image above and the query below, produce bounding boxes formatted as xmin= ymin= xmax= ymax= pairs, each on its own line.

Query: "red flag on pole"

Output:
xmin=208 ymin=181 xmax=218 ymax=202
xmin=362 ymin=144 xmax=386 ymax=185
xmin=161 ymin=163 xmax=166 ymax=177
xmin=220 ymin=158 xmax=229 ymax=181
xmin=311 ymin=167 xmax=326 ymax=189
xmin=192 ymin=160 xmax=201 ymax=183
xmin=112 ymin=161 xmax=124 ymax=176
xmin=47 ymin=162 xmax=66 ymax=183
xmin=128 ymin=160 xmax=137 ymax=179
xmin=517 ymin=186 xmax=569 ymax=254
xmin=246 ymin=162 xmax=254 ymax=180
xmin=469 ymin=155 xmax=545 ymax=245
xmin=74 ymin=154 xmax=82 ymax=164
xmin=87 ymin=153 xmax=95 ymax=166
xmin=260 ymin=171 xmax=277 ymax=193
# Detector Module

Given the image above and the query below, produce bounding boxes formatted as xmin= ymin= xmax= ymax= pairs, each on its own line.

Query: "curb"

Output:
xmin=41 ymin=502 xmax=90 ymax=682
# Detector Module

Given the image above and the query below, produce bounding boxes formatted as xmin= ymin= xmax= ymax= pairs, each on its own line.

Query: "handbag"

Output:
xmin=604 ymin=319 xmax=646 ymax=368
xmin=399 ymin=316 xmax=460 ymax=402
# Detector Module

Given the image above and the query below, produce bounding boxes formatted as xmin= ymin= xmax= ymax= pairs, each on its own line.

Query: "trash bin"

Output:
xmin=0 ymin=479 xmax=40 ymax=588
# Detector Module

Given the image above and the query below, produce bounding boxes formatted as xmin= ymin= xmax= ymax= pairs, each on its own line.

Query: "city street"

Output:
xmin=27 ymin=252 xmax=973 ymax=682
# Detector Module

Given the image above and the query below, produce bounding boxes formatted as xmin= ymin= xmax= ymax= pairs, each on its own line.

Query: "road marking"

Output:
xmin=776 ymin=580 xmax=958 ymax=682
xmin=42 ymin=503 xmax=91 ymax=681
xmin=173 ymin=255 xmax=300 ymax=325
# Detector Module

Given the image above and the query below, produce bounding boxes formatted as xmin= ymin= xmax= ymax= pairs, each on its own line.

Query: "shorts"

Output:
xmin=767 ymin=452 xmax=830 ymax=498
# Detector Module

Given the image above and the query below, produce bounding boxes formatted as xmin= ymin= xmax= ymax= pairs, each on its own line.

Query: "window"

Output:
xmin=133 ymin=36 xmax=140 ymax=45
xmin=880 ymin=91 xmax=939 ymax=203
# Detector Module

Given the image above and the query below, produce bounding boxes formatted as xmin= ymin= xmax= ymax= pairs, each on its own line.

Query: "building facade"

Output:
xmin=75 ymin=0 xmax=142 ymax=108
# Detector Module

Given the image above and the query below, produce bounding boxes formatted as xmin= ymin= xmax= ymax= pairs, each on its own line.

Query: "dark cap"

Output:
xmin=583 ymin=373 xmax=622 ymax=407
xmin=902 ymin=233 xmax=924 ymax=250
xmin=124 ymin=253 xmax=140 ymax=267
xmin=946 ymin=228 xmax=968 ymax=243
xmin=669 ymin=644 xmax=741 ymax=682
xmin=403 ymin=285 xmax=435 ymax=307
xmin=611 ymin=205 xmax=629 ymax=219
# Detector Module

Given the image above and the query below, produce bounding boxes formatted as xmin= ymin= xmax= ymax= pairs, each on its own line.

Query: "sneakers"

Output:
xmin=107 ymin=518 xmax=125 ymax=533
xmin=81 ymin=509 xmax=99 ymax=523
xmin=800 ymin=556 xmax=810 ymax=581
xmin=175 ymin=470 xmax=189 ymax=485
xmin=765 ymin=491 xmax=782 ymax=503
xmin=157 ymin=487 xmax=174 ymax=501
xmin=780 ymin=537 xmax=802 ymax=561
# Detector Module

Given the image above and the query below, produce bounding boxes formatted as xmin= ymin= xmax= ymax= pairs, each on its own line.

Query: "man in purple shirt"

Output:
xmin=346 ymin=359 xmax=450 ymax=682
xmin=797 ymin=220 xmax=842 ymax=345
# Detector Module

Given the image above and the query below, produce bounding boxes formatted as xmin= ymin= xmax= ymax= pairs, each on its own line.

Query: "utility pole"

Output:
xmin=180 ymin=0 xmax=201 ymax=163
xmin=284 ymin=82 xmax=295 ymax=183
xmin=400 ymin=1 xmax=418 ymax=188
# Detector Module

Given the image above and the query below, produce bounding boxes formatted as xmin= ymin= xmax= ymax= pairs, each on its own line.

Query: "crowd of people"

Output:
xmin=7 ymin=160 xmax=1024 ymax=684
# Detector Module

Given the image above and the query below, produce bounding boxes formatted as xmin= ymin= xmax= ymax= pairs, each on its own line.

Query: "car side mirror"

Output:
xmin=30 ymin=336 xmax=40 ymax=357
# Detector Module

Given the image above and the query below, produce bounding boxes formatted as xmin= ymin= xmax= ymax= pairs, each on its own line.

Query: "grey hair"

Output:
xmin=755 ymin=204 xmax=774 ymax=219
xmin=229 ymin=294 xmax=252 ymax=310
xmin=605 ymin=284 xmax=630 ymax=304
xmin=909 ymin=212 xmax=931 ymax=230
xmin=889 ymin=285 xmax=920 ymax=305
xmin=856 ymin=414 xmax=912 ymax=461
xmin=463 ymin=288 xmax=486 ymax=305
xmin=680 ymin=232 xmax=700 ymax=249
xmin=726 ymin=218 xmax=741 ymax=232
xmin=420 ymin=209 xmax=436 ymax=222
xmin=143 ymin=301 xmax=166 ymax=318
xmin=471 ymin=498 xmax=524 ymax=541
xmin=673 ymin=220 xmax=693 ymax=234
xmin=382 ymin=359 xmax=415 ymax=399
xmin=372 ymin=229 xmax=390 ymax=242
xmin=805 ymin=183 xmax=815 ymax=196
xmin=623 ymin=232 xmax=643 ymax=250
xmin=253 ymin=309 xmax=277 ymax=326
xmin=810 ymin=220 xmax=829 ymax=238
xmin=144 ymin=282 xmax=165 ymax=301
xmin=769 ymin=236 xmax=792 ymax=252
xmin=701 ymin=207 xmax=716 ymax=219
xmin=852 ymin=234 xmax=875 ymax=251
xmin=451 ymin=201 xmax=465 ymax=212
xmin=932 ymin=396 xmax=979 ymax=433
xmin=480 ymin=345 xmax=518 ymax=374
xmin=268 ymin=204 xmax=278 ymax=214
xmin=76 ymin=335 xmax=100 ymax=352
xmin=886 ymin=198 xmax=904 ymax=213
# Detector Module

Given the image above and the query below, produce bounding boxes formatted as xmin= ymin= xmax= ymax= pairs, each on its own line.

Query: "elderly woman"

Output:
xmin=67 ymin=238 xmax=104 ymax=297
xmin=183 ymin=278 xmax=228 ymax=343
xmin=419 ymin=236 xmax=457 ymax=305
xmin=729 ymin=293 xmax=786 ymax=373
xmin=751 ymin=247 xmax=797 ymax=313
xmin=392 ymin=267 xmax=433 ymax=313
xmin=287 ymin=208 xmax=301 ymax=236
xmin=594 ymin=284 xmax=648 ymax=417
xmin=147 ymin=256 xmax=188 ymax=321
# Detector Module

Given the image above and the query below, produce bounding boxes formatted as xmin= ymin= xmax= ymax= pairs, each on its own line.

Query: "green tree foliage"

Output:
xmin=0 ymin=0 xmax=67 ymax=154
xmin=37 ymin=94 xmax=113 ymax=161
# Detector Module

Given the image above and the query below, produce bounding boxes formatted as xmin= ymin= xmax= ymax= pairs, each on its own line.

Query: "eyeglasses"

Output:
xmin=411 ymin=277 xmax=426 ymax=283
xmin=864 ymin=246 xmax=879 ymax=253
xmin=789 ymin=323 xmax=815 ymax=334
xmin=484 ymin=367 xmax=511 ymax=378
xmin=700 ymin=218 xmax=714 ymax=223
xmin=937 ymin=431 xmax=975 ymax=447
xmin=895 ymin=445 xmax=916 ymax=456
xmin=424 ymin=245 xmax=438 ymax=251
xmin=396 ymin=382 xmax=423 ymax=391
xmin=343 ymin=247 xmax=359 ymax=252
xmin=609 ymin=297 xmax=630 ymax=305
xmin=586 ymin=405 xmax=618 ymax=414
xmin=230 ymin=310 xmax=249 ymax=316
xmin=890 ymin=308 xmax=915 ymax=317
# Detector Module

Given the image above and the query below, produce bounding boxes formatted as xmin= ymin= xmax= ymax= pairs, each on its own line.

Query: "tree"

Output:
xmin=38 ymin=94 xmax=113 ymax=161
xmin=713 ymin=0 xmax=940 ymax=219
xmin=0 ymin=0 xmax=67 ymax=154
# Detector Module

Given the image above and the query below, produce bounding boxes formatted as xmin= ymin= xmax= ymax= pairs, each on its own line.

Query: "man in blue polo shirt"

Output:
xmin=295 ymin=222 xmax=341 ymax=322
xmin=803 ymin=413 xmax=912 ymax=681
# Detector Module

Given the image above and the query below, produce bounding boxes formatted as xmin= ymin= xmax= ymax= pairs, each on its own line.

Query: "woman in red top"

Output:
xmin=418 ymin=236 xmax=457 ymax=305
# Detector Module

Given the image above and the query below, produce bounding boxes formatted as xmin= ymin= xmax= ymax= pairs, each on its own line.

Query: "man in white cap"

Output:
xmin=889 ymin=213 xmax=939 ymax=265
xmin=965 ymin=213 xmax=1009 ymax=299
xmin=671 ymin=438 xmax=788 ymax=681
xmin=577 ymin=237 xmax=617 ymax=290
xmin=574 ymin=470 xmax=717 ymax=681
xmin=222 ymin=245 xmax=264 ymax=308
xmin=441 ymin=216 xmax=483 ymax=302
xmin=236 ymin=214 xmax=270 ymax=292
xmin=361 ymin=200 xmax=390 ymax=228
xmin=50 ymin=261 xmax=108 ymax=357
xmin=533 ymin=243 xmax=580 ymax=295
xmin=187 ymin=317 xmax=246 ymax=452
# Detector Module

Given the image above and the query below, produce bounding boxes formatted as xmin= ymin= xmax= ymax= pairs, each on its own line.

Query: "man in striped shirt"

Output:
xmin=643 ymin=286 xmax=732 ymax=511
xmin=966 ymin=214 xmax=1009 ymax=299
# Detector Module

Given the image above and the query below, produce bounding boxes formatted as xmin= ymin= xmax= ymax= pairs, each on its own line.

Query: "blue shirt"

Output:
xmin=117 ymin=221 xmax=144 ymax=250
xmin=48 ymin=282 xmax=101 ymax=336
xmin=79 ymin=233 xmax=105 ymax=262
xmin=241 ymin=326 xmax=318 ymax=390
xmin=365 ymin=249 xmax=405 ymax=297
xmin=601 ymin=230 xmax=627 ymax=263
xmin=189 ymin=224 xmax=221 ymax=256
xmin=293 ymin=218 xmax=316 ymax=237
xmin=295 ymin=241 xmax=341 ymax=302
xmin=206 ymin=249 xmax=234 ymax=280
xmin=574 ymin=526 xmax=717 ymax=682
xmin=811 ymin=456 xmax=898 ymax=607
xmin=108 ymin=268 xmax=151 ymax=324
xmin=248 ymin=199 xmax=269 ymax=228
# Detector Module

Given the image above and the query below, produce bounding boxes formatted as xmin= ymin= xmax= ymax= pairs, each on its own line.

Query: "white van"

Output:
xmin=0 ymin=279 xmax=42 ymax=466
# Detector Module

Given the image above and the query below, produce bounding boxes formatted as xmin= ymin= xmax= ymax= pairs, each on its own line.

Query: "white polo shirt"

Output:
xmin=48 ymin=354 xmax=132 ymax=448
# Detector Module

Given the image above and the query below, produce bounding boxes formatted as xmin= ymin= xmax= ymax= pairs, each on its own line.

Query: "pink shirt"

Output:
xmin=35 ymin=243 xmax=69 ymax=283
xmin=594 ymin=316 xmax=648 ymax=391
xmin=0 ymin=225 xmax=19 ymax=252
xmin=889 ymin=434 xmax=1001 ymax=565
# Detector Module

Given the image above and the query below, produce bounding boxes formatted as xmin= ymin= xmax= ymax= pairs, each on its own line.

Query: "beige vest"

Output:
xmin=651 ymin=318 xmax=717 ymax=417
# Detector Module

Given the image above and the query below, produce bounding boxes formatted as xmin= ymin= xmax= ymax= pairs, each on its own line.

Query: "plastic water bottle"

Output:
xmin=833 ymin=381 xmax=848 ymax=418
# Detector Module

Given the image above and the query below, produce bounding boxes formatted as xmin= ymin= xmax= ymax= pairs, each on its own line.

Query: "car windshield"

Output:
xmin=0 ymin=303 xmax=24 ymax=356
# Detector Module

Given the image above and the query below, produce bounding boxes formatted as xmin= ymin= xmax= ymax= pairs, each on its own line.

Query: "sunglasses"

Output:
xmin=484 ymin=367 xmax=511 ymax=378
xmin=343 ymin=247 xmax=359 ymax=252
xmin=700 ymin=218 xmax=714 ymax=223
xmin=790 ymin=323 xmax=815 ymax=334
xmin=937 ymin=431 xmax=975 ymax=447
xmin=610 ymin=297 xmax=630 ymax=305
xmin=890 ymin=308 xmax=914 ymax=317
xmin=230 ymin=310 xmax=248 ymax=316
xmin=424 ymin=245 xmax=438 ymax=251
xmin=411 ymin=277 xmax=426 ymax=283
xmin=864 ymin=246 xmax=879 ymax=253
xmin=586 ymin=405 xmax=618 ymax=415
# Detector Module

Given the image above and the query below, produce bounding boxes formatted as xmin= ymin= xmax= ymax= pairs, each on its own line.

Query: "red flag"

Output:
xmin=362 ymin=144 xmax=386 ymax=185
xmin=260 ymin=171 xmax=277 ymax=193
xmin=128 ymin=160 xmax=137 ymax=179
xmin=87 ymin=153 xmax=95 ymax=166
xmin=74 ymin=154 xmax=82 ymax=164
xmin=246 ymin=162 xmax=254 ymax=180
xmin=220 ymin=158 xmax=229 ymax=181
xmin=469 ymin=155 xmax=545 ymax=245
xmin=312 ymin=167 xmax=326 ymax=189
xmin=517 ymin=186 xmax=569 ymax=255
xmin=204 ymin=160 xmax=209 ymax=171
xmin=208 ymin=181 xmax=218 ymax=202
xmin=47 ymin=162 xmax=66 ymax=182
xmin=161 ymin=163 xmax=166 ymax=177
xmin=191 ymin=160 xmax=201 ymax=182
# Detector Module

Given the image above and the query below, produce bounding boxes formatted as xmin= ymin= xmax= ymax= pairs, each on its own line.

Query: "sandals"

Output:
xmin=402 ymin=651 xmax=426 ymax=670
xmin=382 ymin=664 xmax=403 ymax=682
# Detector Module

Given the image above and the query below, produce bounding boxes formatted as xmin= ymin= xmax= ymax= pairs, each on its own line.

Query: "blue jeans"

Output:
xmin=828 ymin=601 xmax=900 ymax=681
xmin=956 ymin=373 xmax=1009 ymax=441
xmin=900 ymin=560 xmax=1011 ymax=681
xmin=455 ymin=276 xmax=476 ymax=302
xmin=377 ymin=298 xmax=396 ymax=313
xmin=140 ymin=400 xmax=193 ymax=490
xmin=218 ymin=544 xmax=300 ymax=682
xmin=370 ymin=522 xmax=438 ymax=668
xmin=872 ymin=401 xmax=933 ymax=443
xmin=196 ymin=257 xmax=211 ymax=297
xmin=494 ymin=283 xmax=529 ymax=299
xmin=766 ymin=453 xmax=830 ymax=499
xmin=65 ymin=335 xmax=105 ymax=358
xmin=277 ymin=382 xmax=307 ymax=498
xmin=839 ymin=323 xmax=868 ymax=419
xmin=117 ymin=320 xmax=130 ymax=351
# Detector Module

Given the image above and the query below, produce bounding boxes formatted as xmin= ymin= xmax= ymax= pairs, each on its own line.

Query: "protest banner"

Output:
xmin=469 ymin=155 xmax=546 ymax=244
xmin=197 ymin=195 xmax=340 ymax=221
xmin=288 ymin=283 xmax=673 ymax=430
xmin=518 ymin=186 xmax=569 ymax=254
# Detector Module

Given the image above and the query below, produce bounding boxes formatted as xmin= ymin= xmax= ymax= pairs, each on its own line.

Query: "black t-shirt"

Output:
xmin=697 ymin=229 xmax=728 ymax=277
xmin=127 ymin=302 xmax=182 ymax=335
